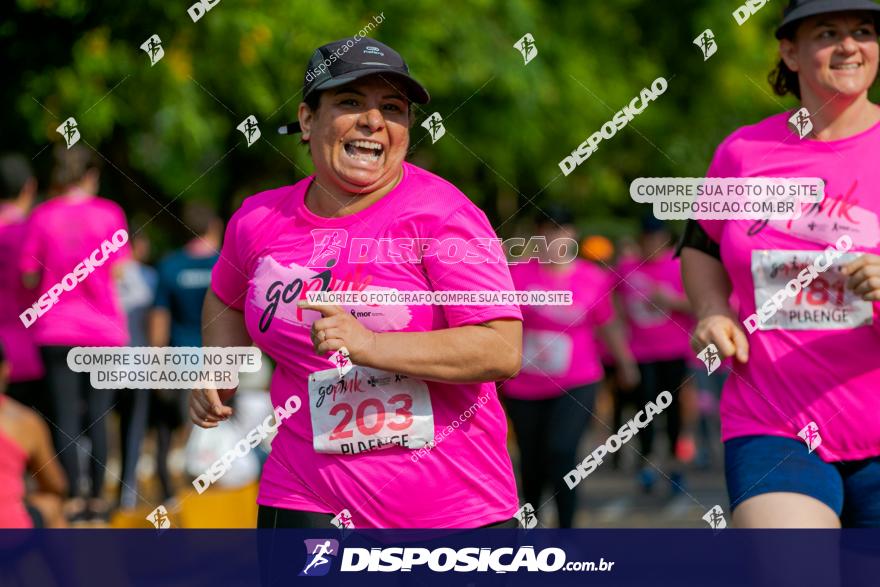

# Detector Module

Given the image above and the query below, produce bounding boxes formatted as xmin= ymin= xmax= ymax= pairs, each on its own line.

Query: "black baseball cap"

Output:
xmin=278 ymin=38 xmax=430 ymax=135
xmin=776 ymin=0 xmax=880 ymax=38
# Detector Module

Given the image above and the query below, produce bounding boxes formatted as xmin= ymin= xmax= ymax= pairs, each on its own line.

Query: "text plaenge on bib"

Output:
xmin=308 ymin=365 xmax=434 ymax=455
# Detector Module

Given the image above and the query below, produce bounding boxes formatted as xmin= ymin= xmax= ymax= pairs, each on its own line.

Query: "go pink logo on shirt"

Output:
xmin=20 ymin=229 xmax=128 ymax=328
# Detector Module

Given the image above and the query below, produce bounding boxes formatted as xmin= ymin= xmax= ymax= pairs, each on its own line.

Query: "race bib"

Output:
xmin=521 ymin=330 xmax=573 ymax=375
xmin=751 ymin=250 xmax=872 ymax=331
xmin=308 ymin=366 xmax=434 ymax=455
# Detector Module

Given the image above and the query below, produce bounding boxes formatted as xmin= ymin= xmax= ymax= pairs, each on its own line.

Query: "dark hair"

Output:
xmin=0 ymin=154 xmax=33 ymax=200
xmin=300 ymin=91 xmax=323 ymax=148
xmin=182 ymin=201 xmax=219 ymax=236
xmin=50 ymin=144 xmax=100 ymax=190
xmin=771 ymin=15 xmax=880 ymax=99
xmin=769 ymin=22 xmax=802 ymax=99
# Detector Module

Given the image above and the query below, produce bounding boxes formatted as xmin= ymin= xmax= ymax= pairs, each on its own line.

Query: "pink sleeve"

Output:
xmin=19 ymin=211 xmax=43 ymax=274
xmin=698 ymin=132 xmax=741 ymax=244
xmin=111 ymin=205 xmax=132 ymax=263
xmin=211 ymin=208 xmax=249 ymax=311
xmin=589 ymin=270 xmax=615 ymax=327
xmin=423 ymin=204 xmax=522 ymax=327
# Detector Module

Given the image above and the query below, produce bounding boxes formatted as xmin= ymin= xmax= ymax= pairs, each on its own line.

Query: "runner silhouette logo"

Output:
xmin=300 ymin=539 xmax=340 ymax=577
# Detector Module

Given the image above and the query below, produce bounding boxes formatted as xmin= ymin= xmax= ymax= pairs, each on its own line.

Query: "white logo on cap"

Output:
xmin=363 ymin=46 xmax=384 ymax=56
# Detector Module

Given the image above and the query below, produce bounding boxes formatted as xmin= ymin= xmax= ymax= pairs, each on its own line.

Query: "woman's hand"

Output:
xmin=299 ymin=302 xmax=377 ymax=363
xmin=842 ymin=254 xmax=880 ymax=301
xmin=692 ymin=313 xmax=749 ymax=364
xmin=189 ymin=387 xmax=235 ymax=428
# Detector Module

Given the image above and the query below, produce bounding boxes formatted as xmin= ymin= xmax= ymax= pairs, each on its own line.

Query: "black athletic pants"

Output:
xmin=40 ymin=345 xmax=114 ymax=499
xmin=504 ymin=383 xmax=598 ymax=528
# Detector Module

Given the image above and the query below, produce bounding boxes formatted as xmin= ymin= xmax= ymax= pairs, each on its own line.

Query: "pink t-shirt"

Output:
xmin=617 ymin=250 xmax=693 ymax=362
xmin=700 ymin=112 xmax=880 ymax=462
xmin=503 ymin=260 xmax=613 ymax=399
xmin=212 ymin=162 xmax=523 ymax=528
xmin=0 ymin=205 xmax=43 ymax=382
xmin=19 ymin=192 xmax=130 ymax=347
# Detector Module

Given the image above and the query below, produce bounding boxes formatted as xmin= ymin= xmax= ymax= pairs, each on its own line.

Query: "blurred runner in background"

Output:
xmin=115 ymin=232 xmax=157 ymax=510
xmin=616 ymin=217 xmax=694 ymax=494
xmin=20 ymin=144 xmax=130 ymax=522
xmin=148 ymin=202 xmax=221 ymax=504
xmin=0 ymin=155 xmax=45 ymax=415
xmin=0 ymin=346 xmax=67 ymax=528
xmin=503 ymin=209 xmax=638 ymax=527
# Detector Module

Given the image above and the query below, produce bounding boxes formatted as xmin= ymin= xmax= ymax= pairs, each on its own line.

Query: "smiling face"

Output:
xmin=298 ymin=75 xmax=410 ymax=196
xmin=781 ymin=11 xmax=879 ymax=101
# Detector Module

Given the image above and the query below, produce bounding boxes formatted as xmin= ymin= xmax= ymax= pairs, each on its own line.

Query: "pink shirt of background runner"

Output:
xmin=503 ymin=259 xmax=614 ymax=399
xmin=0 ymin=204 xmax=43 ymax=381
xmin=19 ymin=191 xmax=130 ymax=347
xmin=617 ymin=250 xmax=693 ymax=363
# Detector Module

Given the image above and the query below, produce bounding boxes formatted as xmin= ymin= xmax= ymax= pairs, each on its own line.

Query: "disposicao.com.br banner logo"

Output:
xmin=299 ymin=539 xmax=614 ymax=575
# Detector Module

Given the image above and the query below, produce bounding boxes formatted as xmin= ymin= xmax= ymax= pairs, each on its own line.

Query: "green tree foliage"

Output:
xmin=1 ymin=0 xmax=823 ymax=245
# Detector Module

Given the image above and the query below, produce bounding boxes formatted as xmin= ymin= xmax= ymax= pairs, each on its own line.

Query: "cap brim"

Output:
xmin=775 ymin=0 xmax=880 ymax=38
xmin=277 ymin=69 xmax=430 ymax=135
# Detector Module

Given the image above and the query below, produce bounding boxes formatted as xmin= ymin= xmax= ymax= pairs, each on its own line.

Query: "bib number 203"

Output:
xmin=329 ymin=394 xmax=413 ymax=440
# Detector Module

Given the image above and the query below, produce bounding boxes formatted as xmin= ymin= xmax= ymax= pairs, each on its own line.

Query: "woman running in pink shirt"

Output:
xmin=191 ymin=38 xmax=523 ymax=528
xmin=681 ymin=0 xmax=880 ymax=527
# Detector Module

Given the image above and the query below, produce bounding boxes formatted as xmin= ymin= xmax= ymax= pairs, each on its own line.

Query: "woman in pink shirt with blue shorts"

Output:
xmin=681 ymin=0 xmax=880 ymax=527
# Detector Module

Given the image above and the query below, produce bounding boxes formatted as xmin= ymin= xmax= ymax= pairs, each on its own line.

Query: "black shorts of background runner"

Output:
xmin=40 ymin=346 xmax=114 ymax=501
xmin=504 ymin=383 xmax=598 ymax=528
xmin=629 ymin=359 xmax=686 ymax=458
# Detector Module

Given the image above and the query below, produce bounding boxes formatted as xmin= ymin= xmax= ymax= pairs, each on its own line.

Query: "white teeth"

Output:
xmin=350 ymin=139 xmax=383 ymax=151
xmin=833 ymin=63 xmax=860 ymax=69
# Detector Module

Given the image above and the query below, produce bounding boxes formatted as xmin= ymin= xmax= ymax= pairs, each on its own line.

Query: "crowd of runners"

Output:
xmin=1 ymin=0 xmax=879 ymax=530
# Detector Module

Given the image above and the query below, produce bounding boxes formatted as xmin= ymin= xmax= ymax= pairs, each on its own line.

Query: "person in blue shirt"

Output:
xmin=148 ymin=202 xmax=222 ymax=502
